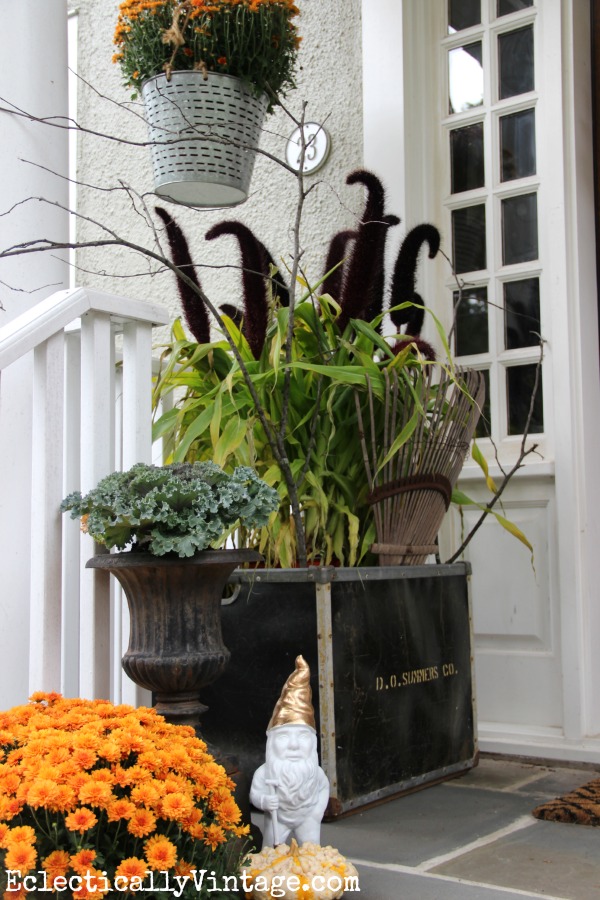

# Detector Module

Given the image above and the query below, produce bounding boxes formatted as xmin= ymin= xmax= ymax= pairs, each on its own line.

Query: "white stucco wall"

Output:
xmin=69 ymin=0 xmax=365 ymax=332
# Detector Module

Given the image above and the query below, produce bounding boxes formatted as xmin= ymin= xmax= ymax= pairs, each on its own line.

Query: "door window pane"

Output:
xmin=502 ymin=193 xmax=538 ymax=265
xmin=500 ymin=109 xmax=536 ymax=181
xmin=452 ymin=205 xmax=487 ymax=273
xmin=499 ymin=26 xmax=534 ymax=99
xmin=449 ymin=42 xmax=484 ymax=113
xmin=449 ymin=0 xmax=480 ymax=33
xmin=498 ymin=0 xmax=533 ymax=16
xmin=507 ymin=364 xmax=543 ymax=434
xmin=454 ymin=287 xmax=489 ymax=355
xmin=504 ymin=278 xmax=540 ymax=349
xmin=474 ymin=369 xmax=491 ymax=439
xmin=451 ymin=123 xmax=485 ymax=193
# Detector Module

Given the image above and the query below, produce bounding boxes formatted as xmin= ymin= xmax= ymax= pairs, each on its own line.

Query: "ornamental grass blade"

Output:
xmin=350 ymin=318 xmax=395 ymax=359
xmin=451 ymin=489 xmax=534 ymax=558
xmin=152 ymin=405 xmax=180 ymax=442
xmin=288 ymin=362 xmax=374 ymax=388
xmin=210 ymin=391 xmax=222 ymax=450
xmin=471 ymin=441 xmax=498 ymax=493
xmin=213 ymin=416 xmax=249 ymax=467
xmin=375 ymin=409 xmax=420 ymax=474
xmin=173 ymin=406 xmax=215 ymax=462
xmin=332 ymin=502 xmax=360 ymax=567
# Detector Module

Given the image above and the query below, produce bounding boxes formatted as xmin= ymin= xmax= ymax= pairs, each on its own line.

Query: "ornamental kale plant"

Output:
xmin=61 ymin=461 xmax=279 ymax=557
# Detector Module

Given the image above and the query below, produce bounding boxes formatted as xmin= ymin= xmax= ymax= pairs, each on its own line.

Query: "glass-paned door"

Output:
xmin=444 ymin=0 xmax=543 ymax=443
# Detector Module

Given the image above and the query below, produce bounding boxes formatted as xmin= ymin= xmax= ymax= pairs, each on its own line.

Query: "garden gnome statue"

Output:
xmin=250 ymin=655 xmax=330 ymax=847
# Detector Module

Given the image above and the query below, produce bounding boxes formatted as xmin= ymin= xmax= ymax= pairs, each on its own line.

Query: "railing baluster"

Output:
xmin=79 ymin=311 xmax=114 ymax=700
xmin=29 ymin=332 xmax=66 ymax=694
xmin=62 ymin=328 xmax=82 ymax=697
xmin=119 ymin=321 xmax=154 ymax=707
xmin=0 ymin=288 xmax=169 ymax=709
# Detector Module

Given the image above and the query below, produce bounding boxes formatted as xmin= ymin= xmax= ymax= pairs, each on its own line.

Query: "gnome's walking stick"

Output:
xmin=265 ymin=778 xmax=281 ymax=845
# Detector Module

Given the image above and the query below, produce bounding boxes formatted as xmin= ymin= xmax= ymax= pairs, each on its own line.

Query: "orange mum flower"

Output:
xmin=160 ymin=791 xmax=195 ymax=821
xmin=4 ymin=842 xmax=37 ymax=874
xmin=3 ymin=884 xmax=28 ymax=900
xmin=127 ymin=807 xmax=157 ymax=838
xmin=42 ymin=849 xmax=70 ymax=881
xmin=204 ymin=823 xmax=225 ymax=850
xmin=186 ymin=822 xmax=205 ymax=841
xmin=115 ymin=856 xmax=149 ymax=885
xmin=0 ymin=797 xmax=23 ymax=819
xmin=72 ymin=748 xmax=97 ymax=769
xmin=0 ymin=772 xmax=22 ymax=794
xmin=70 ymin=848 xmax=96 ymax=873
xmin=25 ymin=778 xmax=59 ymax=808
xmin=129 ymin=782 xmax=161 ymax=807
xmin=79 ymin=780 xmax=114 ymax=808
xmin=65 ymin=807 xmax=98 ymax=833
xmin=181 ymin=806 xmax=202 ymax=830
xmin=144 ymin=835 xmax=177 ymax=870
xmin=107 ymin=798 xmax=136 ymax=822
xmin=174 ymin=859 xmax=194 ymax=877
xmin=50 ymin=785 xmax=77 ymax=812
xmin=4 ymin=825 xmax=36 ymax=847
xmin=90 ymin=769 xmax=113 ymax=784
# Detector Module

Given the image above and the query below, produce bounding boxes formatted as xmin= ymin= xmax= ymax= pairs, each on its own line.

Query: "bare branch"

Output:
xmin=445 ymin=339 xmax=545 ymax=563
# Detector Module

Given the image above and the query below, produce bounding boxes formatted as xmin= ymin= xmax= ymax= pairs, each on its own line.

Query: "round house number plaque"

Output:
xmin=285 ymin=123 xmax=331 ymax=174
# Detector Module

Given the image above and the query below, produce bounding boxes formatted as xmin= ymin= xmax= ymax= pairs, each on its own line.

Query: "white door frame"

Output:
xmin=361 ymin=0 xmax=600 ymax=761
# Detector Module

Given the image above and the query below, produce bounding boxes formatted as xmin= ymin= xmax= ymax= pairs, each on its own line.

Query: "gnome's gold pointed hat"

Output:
xmin=268 ymin=655 xmax=316 ymax=731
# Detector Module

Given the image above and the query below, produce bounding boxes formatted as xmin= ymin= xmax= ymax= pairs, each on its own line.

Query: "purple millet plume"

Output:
xmin=365 ymin=213 xmax=401 ymax=326
xmin=219 ymin=304 xmax=243 ymax=328
xmin=321 ymin=229 xmax=356 ymax=302
xmin=389 ymin=223 xmax=441 ymax=336
xmin=155 ymin=207 xmax=210 ymax=344
xmin=391 ymin=335 xmax=437 ymax=362
xmin=338 ymin=170 xmax=400 ymax=331
xmin=205 ymin=221 xmax=284 ymax=359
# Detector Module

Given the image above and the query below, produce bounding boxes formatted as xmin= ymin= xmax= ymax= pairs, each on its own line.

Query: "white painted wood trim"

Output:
xmin=361 ymin=0 xmax=405 ymax=221
xmin=78 ymin=311 xmax=114 ymax=700
xmin=0 ymin=287 xmax=169 ymax=371
xmin=120 ymin=320 xmax=154 ymax=708
xmin=29 ymin=332 xmax=66 ymax=694
xmin=62 ymin=331 xmax=82 ymax=698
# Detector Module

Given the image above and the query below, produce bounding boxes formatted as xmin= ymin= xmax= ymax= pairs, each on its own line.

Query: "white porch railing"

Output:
xmin=0 ymin=287 xmax=169 ymax=706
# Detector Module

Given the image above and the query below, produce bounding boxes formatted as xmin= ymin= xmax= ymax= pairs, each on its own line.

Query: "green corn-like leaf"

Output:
xmin=210 ymin=391 xmax=223 ymax=450
xmin=349 ymin=318 xmax=395 ymax=359
xmin=471 ymin=442 xmax=498 ymax=493
xmin=173 ymin=406 xmax=215 ymax=462
xmin=376 ymin=410 xmax=420 ymax=474
xmin=213 ymin=416 xmax=249 ymax=467
xmin=451 ymin=489 xmax=534 ymax=557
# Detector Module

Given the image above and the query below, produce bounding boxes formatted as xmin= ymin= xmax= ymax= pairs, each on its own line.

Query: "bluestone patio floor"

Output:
xmin=253 ymin=756 xmax=600 ymax=898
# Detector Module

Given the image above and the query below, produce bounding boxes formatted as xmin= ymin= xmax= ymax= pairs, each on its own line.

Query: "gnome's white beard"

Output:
xmin=269 ymin=754 xmax=320 ymax=809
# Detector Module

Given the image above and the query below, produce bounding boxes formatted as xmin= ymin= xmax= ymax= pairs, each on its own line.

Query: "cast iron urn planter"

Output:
xmin=87 ymin=549 xmax=260 ymax=732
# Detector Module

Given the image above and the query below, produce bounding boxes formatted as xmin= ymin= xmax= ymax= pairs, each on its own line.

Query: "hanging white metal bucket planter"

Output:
xmin=142 ymin=71 xmax=268 ymax=208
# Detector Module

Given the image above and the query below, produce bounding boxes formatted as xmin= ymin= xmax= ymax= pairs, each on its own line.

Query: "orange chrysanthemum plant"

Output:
xmin=0 ymin=693 xmax=248 ymax=899
xmin=113 ymin=0 xmax=301 ymax=109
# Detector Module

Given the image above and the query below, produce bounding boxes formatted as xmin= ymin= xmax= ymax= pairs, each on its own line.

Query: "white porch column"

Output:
xmin=0 ymin=2 xmax=69 ymax=707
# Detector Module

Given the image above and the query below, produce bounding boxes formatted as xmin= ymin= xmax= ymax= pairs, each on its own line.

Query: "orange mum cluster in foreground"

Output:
xmin=0 ymin=693 xmax=247 ymax=898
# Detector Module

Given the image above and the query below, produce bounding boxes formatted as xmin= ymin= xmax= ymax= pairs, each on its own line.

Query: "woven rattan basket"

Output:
xmin=142 ymin=71 xmax=268 ymax=208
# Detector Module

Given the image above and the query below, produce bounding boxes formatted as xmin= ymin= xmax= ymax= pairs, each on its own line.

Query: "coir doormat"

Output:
xmin=532 ymin=778 xmax=600 ymax=826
